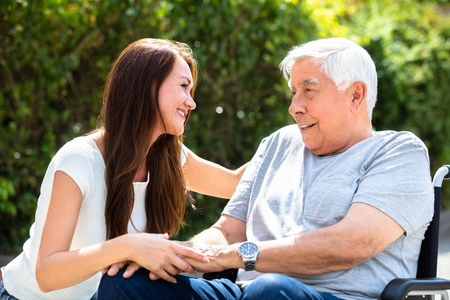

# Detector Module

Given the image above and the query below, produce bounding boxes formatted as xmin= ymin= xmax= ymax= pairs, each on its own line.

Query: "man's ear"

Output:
xmin=350 ymin=82 xmax=367 ymax=113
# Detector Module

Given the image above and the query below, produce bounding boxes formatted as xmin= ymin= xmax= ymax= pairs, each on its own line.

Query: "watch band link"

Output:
xmin=244 ymin=261 xmax=256 ymax=271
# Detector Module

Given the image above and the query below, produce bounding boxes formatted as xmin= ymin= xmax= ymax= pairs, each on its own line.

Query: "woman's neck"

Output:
xmin=134 ymin=164 xmax=148 ymax=182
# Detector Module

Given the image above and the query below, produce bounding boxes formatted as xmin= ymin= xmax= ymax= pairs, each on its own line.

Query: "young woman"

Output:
xmin=0 ymin=38 xmax=246 ymax=300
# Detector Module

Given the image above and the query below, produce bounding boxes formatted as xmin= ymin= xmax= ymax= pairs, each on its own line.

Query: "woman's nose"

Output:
xmin=185 ymin=95 xmax=196 ymax=110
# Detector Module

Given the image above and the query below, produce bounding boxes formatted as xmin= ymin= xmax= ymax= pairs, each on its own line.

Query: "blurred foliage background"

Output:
xmin=0 ymin=0 xmax=449 ymax=252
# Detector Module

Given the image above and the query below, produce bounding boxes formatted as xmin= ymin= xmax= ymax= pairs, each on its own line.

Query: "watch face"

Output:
xmin=239 ymin=242 xmax=259 ymax=256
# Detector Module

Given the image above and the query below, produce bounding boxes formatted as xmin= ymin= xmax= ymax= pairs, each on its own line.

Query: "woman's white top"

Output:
xmin=3 ymin=136 xmax=188 ymax=300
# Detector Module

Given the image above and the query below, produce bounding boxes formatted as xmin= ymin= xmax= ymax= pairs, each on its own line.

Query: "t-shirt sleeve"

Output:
xmin=352 ymin=132 xmax=434 ymax=236
xmin=222 ymin=137 xmax=269 ymax=222
xmin=181 ymin=143 xmax=188 ymax=166
xmin=51 ymin=139 xmax=95 ymax=199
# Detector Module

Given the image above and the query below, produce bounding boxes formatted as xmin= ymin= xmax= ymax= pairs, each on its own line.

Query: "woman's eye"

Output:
xmin=181 ymin=84 xmax=188 ymax=89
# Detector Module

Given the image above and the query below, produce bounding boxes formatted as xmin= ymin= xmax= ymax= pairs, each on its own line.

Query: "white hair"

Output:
xmin=279 ymin=37 xmax=378 ymax=119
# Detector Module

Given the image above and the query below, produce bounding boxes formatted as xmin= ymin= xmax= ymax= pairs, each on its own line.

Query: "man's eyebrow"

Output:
xmin=288 ymin=77 xmax=319 ymax=89
xmin=298 ymin=77 xmax=319 ymax=85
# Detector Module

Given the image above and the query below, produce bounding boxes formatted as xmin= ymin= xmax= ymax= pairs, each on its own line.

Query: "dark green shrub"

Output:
xmin=340 ymin=0 xmax=450 ymax=203
xmin=0 ymin=0 xmax=317 ymax=250
xmin=0 ymin=0 xmax=448 ymax=251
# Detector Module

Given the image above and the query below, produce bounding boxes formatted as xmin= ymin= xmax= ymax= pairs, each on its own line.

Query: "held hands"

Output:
xmin=102 ymin=233 xmax=209 ymax=284
xmin=178 ymin=241 xmax=234 ymax=273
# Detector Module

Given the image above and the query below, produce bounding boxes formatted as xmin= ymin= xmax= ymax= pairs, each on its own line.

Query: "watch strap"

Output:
xmin=244 ymin=260 xmax=256 ymax=271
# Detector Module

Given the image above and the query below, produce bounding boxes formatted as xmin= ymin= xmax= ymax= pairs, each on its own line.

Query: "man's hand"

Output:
xmin=180 ymin=242 xmax=241 ymax=273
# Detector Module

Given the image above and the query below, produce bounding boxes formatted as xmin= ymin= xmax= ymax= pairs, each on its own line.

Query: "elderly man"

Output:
xmin=98 ymin=37 xmax=434 ymax=300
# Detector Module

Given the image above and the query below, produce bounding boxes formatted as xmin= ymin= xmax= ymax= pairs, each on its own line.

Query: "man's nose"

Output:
xmin=289 ymin=96 xmax=306 ymax=117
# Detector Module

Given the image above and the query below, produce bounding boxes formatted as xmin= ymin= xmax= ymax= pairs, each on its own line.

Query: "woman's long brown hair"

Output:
xmin=100 ymin=39 xmax=197 ymax=240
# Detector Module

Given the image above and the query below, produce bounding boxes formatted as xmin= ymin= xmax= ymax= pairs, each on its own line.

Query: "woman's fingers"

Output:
xmin=169 ymin=255 xmax=198 ymax=274
xmin=148 ymin=267 xmax=177 ymax=284
xmin=124 ymin=233 xmax=208 ymax=283
xmin=123 ymin=262 xmax=140 ymax=278
xmin=106 ymin=262 xmax=127 ymax=276
xmin=174 ymin=243 xmax=209 ymax=263
xmin=149 ymin=272 xmax=160 ymax=281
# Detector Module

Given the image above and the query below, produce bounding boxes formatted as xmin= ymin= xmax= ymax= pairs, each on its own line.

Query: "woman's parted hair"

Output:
xmin=100 ymin=38 xmax=197 ymax=240
xmin=279 ymin=37 xmax=378 ymax=119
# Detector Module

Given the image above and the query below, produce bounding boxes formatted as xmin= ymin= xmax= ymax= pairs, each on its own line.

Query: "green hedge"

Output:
xmin=0 ymin=0 xmax=449 ymax=251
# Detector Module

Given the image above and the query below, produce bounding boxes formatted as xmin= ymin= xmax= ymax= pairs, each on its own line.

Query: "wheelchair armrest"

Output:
xmin=381 ymin=277 xmax=450 ymax=300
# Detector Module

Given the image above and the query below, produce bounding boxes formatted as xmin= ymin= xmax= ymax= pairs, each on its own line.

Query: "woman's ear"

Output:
xmin=350 ymin=81 xmax=367 ymax=113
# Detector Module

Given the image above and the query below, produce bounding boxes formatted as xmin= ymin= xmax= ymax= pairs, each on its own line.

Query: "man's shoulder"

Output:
xmin=253 ymin=125 xmax=302 ymax=159
xmin=266 ymin=124 xmax=300 ymax=140
xmin=374 ymin=130 xmax=427 ymax=150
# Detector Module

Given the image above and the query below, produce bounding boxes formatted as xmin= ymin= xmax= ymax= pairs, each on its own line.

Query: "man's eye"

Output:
xmin=291 ymin=91 xmax=296 ymax=96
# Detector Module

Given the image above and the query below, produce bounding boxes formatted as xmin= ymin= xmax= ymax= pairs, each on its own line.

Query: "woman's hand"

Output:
xmin=101 ymin=261 xmax=133 ymax=277
xmin=120 ymin=233 xmax=209 ymax=283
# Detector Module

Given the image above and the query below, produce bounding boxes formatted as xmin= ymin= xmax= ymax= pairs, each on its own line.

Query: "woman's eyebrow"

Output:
xmin=180 ymin=76 xmax=192 ymax=84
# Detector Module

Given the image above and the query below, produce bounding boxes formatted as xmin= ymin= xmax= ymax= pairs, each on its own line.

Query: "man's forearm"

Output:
xmin=190 ymin=227 xmax=229 ymax=245
xmin=248 ymin=203 xmax=404 ymax=276
xmin=190 ymin=215 xmax=247 ymax=246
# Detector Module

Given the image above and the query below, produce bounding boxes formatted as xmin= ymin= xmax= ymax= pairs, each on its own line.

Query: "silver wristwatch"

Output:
xmin=237 ymin=241 xmax=259 ymax=271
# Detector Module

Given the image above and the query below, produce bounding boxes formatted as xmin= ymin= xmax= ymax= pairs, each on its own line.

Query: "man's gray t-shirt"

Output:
xmin=223 ymin=124 xmax=434 ymax=300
